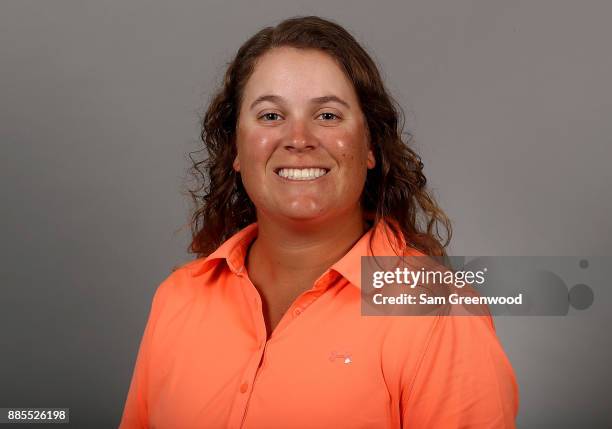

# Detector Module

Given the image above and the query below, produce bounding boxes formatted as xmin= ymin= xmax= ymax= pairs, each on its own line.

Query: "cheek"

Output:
xmin=332 ymin=129 xmax=370 ymax=168
xmin=237 ymin=128 xmax=276 ymax=167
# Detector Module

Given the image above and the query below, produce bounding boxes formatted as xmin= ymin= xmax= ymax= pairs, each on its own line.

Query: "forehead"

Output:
xmin=241 ymin=47 xmax=358 ymax=103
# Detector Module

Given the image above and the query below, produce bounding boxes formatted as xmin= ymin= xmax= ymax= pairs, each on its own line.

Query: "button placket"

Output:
xmin=238 ymin=269 xmax=269 ymax=343
xmin=227 ymin=268 xmax=274 ymax=427
xmin=230 ymin=343 xmax=267 ymax=428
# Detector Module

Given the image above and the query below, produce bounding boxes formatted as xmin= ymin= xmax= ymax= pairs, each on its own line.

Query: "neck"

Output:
xmin=246 ymin=209 xmax=370 ymax=287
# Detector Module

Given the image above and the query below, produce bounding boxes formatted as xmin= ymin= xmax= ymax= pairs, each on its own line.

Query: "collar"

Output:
xmin=185 ymin=217 xmax=424 ymax=289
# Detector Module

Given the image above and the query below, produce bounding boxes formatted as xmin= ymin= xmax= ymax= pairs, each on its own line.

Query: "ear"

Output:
xmin=232 ymin=154 xmax=240 ymax=172
xmin=364 ymin=124 xmax=375 ymax=169
xmin=366 ymin=144 xmax=376 ymax=169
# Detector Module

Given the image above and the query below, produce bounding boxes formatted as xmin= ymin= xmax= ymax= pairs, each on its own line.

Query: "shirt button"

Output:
xmin=240 ymin=382 xmax=248 ymax=393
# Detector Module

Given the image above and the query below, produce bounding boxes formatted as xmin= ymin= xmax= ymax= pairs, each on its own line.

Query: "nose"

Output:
xmin=283 ymin=118 xmax=317 ymax=152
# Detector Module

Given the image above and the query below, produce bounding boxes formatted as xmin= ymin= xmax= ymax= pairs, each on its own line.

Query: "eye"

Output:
xmin=259 ymin=112 xmax=282 ymax=121
xmin=318 ymin=112 xmax=340 ymax=121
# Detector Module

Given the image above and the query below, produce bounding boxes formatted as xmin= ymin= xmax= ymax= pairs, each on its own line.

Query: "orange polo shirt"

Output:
xmin=119 ymin=219 xmax=518 ymax=428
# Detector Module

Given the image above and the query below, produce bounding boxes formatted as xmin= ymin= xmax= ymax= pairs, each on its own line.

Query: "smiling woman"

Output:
xmin=119 ymin=15 xmax=518 ymax=429
xmin=233 ymin=46 xmax=375 ymax=236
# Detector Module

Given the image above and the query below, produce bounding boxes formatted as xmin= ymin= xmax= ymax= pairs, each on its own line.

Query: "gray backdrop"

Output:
xmin=1 ymin=0 xmax=611 ymax=428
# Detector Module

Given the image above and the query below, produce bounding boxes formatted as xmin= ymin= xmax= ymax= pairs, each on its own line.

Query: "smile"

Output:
xmin=275 ymin=167 xmax=330 ymax=181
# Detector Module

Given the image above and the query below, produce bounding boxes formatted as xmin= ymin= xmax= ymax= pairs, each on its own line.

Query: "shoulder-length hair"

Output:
xmin=186 ymin=15 xmax=452 ymax=258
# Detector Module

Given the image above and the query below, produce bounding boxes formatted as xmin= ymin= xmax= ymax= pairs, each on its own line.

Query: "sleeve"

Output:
xmin=118 ymin=279 xmax=170 ymax=429
xmin=400 ymin=315 xmax=519 ymax=428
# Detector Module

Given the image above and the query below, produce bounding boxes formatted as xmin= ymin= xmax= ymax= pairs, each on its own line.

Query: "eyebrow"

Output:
xmin=249 ymin=94 xmax=351 ymax=110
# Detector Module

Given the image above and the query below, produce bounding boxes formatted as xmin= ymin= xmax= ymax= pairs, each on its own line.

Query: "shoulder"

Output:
xmin=149 ymin=258 xmax=215 ymax=313
xmin=388 ymin=313 xmax=497 ymax=353
xmin=381 ymin=313 xmax=498 ymax=375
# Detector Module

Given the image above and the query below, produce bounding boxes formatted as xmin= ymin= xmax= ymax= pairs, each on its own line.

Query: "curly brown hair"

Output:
xmin=186 ymin=15 xmax=452 ymax=258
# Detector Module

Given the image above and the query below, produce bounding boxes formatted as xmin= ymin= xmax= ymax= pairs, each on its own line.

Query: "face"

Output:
xmin=233 ymin=47 xmax=375 ymax=226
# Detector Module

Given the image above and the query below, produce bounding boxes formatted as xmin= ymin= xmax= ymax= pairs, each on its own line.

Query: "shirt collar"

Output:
xmin=187 ymin=217 xmax=423 ymax=289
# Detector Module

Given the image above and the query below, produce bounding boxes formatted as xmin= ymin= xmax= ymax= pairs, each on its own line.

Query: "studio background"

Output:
xmin=1 ymin=1 xmax=610 ymax=427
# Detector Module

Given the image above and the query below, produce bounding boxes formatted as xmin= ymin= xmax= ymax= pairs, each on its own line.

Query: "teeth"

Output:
xmin=277 ymin=168 xmax=328 ymax=180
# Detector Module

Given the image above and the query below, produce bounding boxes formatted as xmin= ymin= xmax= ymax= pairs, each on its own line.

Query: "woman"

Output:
xmin=120 ymin=15 xmax=518 ymax=429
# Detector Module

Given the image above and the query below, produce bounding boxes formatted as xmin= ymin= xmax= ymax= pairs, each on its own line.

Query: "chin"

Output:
xmin=282 ymin=211 xmax=324 ymax=221
xmin=277 ymin=208 xmax=330 ymax=223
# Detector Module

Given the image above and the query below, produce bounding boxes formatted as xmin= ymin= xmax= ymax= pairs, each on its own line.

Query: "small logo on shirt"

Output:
xmin=329 ymin=351 xmax=352 ymax=364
